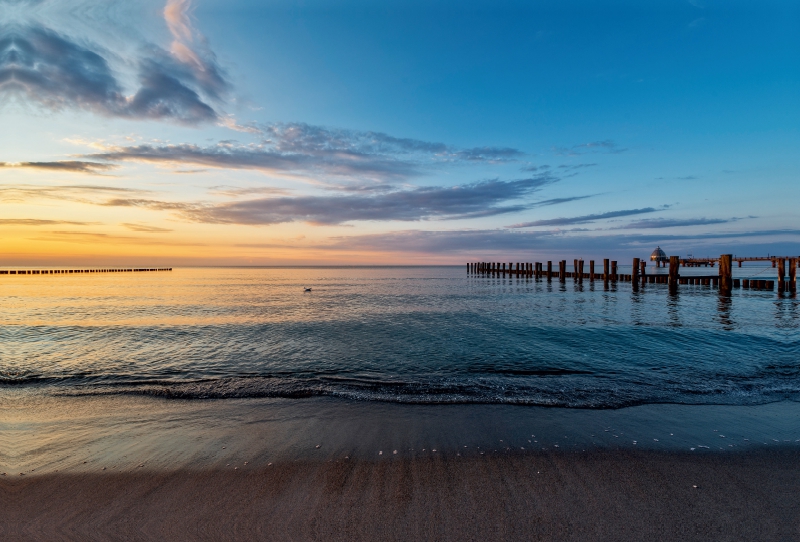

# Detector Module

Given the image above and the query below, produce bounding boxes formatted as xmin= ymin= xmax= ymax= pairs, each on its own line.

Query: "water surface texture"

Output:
xmin=2 ymin=266 xmax=798 ymax=408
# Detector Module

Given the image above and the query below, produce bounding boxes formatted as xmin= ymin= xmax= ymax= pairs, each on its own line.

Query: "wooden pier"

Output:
xmin=0 ymin=268 xmax=171 ymax=275
xmin=467 ymin=255 xmax=798 ymax=294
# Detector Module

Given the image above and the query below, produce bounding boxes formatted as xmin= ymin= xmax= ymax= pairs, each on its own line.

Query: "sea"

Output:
xmin=4 ymin=265 xmax=798 ymax=407
xmin=2 ymin=265 xmax=799 ymax=471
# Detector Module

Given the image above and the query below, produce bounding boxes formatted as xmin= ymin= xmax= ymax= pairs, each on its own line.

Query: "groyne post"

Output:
xmin=719 ymin=254 xmax=732 ymax=296
xmin=589 ymin=260 xmax=595 ymax=281
xmin=611 ymin=261 xmax=617 ymax=282
xmin=547 ymin=261 xmax=552 ymax=281
xmin=668 ymin=256 xmax=680 ymax=294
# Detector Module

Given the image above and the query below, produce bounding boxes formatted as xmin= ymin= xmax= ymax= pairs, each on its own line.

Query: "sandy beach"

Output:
xmin=4 ymin=394 xmax=799 ymax=540
xmin=3 ymin=448 xmax=799 ymax=541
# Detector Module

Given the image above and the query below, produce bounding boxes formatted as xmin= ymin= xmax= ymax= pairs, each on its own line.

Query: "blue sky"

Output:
xmin=1 ymin=0 xmax=798 ymax=264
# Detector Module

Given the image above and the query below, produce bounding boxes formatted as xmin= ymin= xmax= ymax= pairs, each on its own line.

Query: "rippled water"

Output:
xmin=2 ymin=266 xmax=798 ymax=408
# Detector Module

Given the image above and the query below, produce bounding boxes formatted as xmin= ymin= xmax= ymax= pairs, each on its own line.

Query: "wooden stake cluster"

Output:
xmin=467 ymin=254 xmax=798 ymax=295
xmin=1 ymin=268 xmax=171 ymax=275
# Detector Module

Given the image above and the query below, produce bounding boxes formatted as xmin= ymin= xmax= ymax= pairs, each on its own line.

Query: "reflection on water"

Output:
xmin=1 ymin=266 xmax=798 ymax=408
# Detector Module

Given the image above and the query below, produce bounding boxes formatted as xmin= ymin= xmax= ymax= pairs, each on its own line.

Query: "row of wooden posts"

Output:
xmin=468 ymin=255 xmax=798 ymax=294
xmin=0 ymin=268 xmax=172 ymax=275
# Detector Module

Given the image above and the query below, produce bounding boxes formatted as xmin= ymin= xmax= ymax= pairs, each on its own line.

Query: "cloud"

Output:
xmin=0 ymin=26 xmax=127 ymax=114
xmin=323 ymin=229 xmax=550 ymax=253
xmin=318 ymin=228 xmax=800 ymax=256
xmin=208 ymin=185 xmax=291 ymax=197
xmin=100 ymin=198 xmax=193 ymax=211
xmin=553 ymin=140 xmax=627 ymax=156
xmin=121 ymin=223 xmax=173 ymax=232
xmin=528 ymin=195 xmax=596 ymax=208
xmin=28 ymin=230 xmax=204 ymax=246
xmin=263 ymin=123 xmax=448 ymax=156
xmin=95 ymin=175 xmax=555 ymax=225
xmin=178 ymin=176 xmax=556 ymax=225
xmin=452 ymin=146 xmax=524 ymax=162
xmin=78 ymin=121 xmax=528 ymax=183
xmin=508 ymin=207 xmax=659 ymax=228
xmin=85 ymin=142 xmax=422 ymax=181
xmin=0 ymin=183 xmax=147 ymax=204
xmin=1 ymin=161 xmax=117 ymax=174
xmin=0 ymin=1 xmax=230 ymax=124
xmin=0 ymin=218 xmax=98 ymax=226
xmin=617 ymin=217 xmax=733 ymax=229
xmin=261 ymin=123 xmax=523 ymax=162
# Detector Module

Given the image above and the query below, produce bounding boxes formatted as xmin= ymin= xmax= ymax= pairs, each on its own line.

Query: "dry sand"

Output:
xmin=3 ymin=448 xmax=798 ymax=541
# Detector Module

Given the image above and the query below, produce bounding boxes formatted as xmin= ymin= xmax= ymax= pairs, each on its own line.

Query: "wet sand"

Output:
xmin=3 ymin=448 xmax=799 ymax=541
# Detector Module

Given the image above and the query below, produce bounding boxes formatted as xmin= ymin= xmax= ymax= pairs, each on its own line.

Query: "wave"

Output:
xmin=17 ymin=375 xmax=797 ymax=409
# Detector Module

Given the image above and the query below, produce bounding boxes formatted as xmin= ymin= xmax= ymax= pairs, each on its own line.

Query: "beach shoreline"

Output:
xmin=4 ymin=395 xmax=800 ymax=539
xmin=3 ymin=447 xmax=798 ymax=541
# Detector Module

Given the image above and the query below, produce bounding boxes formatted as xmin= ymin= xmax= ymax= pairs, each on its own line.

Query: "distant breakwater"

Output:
xmin=1 ymin=268 xmax=171 ymax=275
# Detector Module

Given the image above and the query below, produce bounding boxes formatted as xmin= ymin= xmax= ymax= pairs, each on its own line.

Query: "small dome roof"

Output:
xmin=650 ymin=246 xmax=667 ymax=261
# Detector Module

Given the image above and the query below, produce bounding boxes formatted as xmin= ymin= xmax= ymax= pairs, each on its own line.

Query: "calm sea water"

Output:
xmin=2 ymin=266 xmax=798 ymax=408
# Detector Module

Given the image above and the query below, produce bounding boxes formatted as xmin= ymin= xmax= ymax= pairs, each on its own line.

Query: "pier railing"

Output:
xmin=467 ymin=255 xmax=798 ymax=295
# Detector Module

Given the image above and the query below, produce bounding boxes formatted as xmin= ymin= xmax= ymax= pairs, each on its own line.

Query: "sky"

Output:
xmin=1 ymin=0 xmax=798 ymax=265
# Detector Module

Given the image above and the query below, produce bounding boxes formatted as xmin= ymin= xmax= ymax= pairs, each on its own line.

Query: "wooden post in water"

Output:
xmin=719 ymin=254 xmax=732 ymax=295
xmin=668 ymin=256 xmax=680 ymax=294
xmin=777 ymin=258 xmax=785 ymax=292
xmin=611 ymin=261 xmax=617 ymax=282
xmin=632 ymin=258 xmax=640 ymax=285
xmin=640 ymin=260 xmax=647 ymax=286
xmin=789 ymin=258 xmax=797 ymax=292
xmin=547 ymin=261 xmax=552 ymax=281
xmin=589 ymin=260 xmax=595 ymax=281
xmin=578 ymin=260 xmax=584 ymax=281
xmin=559 ymin=260 xmax=566 ymax=282
xmin=573 ymin=259 xmax=578 ymax=281
xmin=603 ymin=259 xmax=609 ymax=282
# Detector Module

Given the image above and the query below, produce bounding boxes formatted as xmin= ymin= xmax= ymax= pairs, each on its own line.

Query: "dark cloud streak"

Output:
xmin=509 ymin=207 xmax=658 ymax=228
xmin=1 ymin=160 xmax=117 ymax=174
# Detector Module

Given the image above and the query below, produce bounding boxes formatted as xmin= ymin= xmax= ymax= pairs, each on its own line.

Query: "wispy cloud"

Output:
xmin=0 ymin=218 xmax=99 ymax=226
xmin=121 ymin=223 xmax=173 ymax=233
xmin=616 ymin=217 xmax=733 ymax=229
xmin=318 ymin=228 xmax=800 ymax=255
xmin=208 ymin=185 xmax=291 ymax=197
xmin=528 ymin=195 xmax=596 ymax=208
xmin=0 ymin=184 xmax=147 ymax=204
xmin=28 ymin=230 xmax=204 ymax=246
xmin=83 ymin=123 xmax=527 ymax=182
xmin=180 ymin=176 xmax=556 ymax=225
xmin=508 ymin=207 xmax=659 ymax=228
xmin=553 ymin=140 xmax=627 ymax=156
xmin=451 ymin=146 xmax=524 ymax=163
xmin=1 ymin=161 xmax=117 ymax=174
xmin=557 ymin=163 xmax=597 ymax=171
xmin=86 ymin=142 xmax=422 ymax=181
